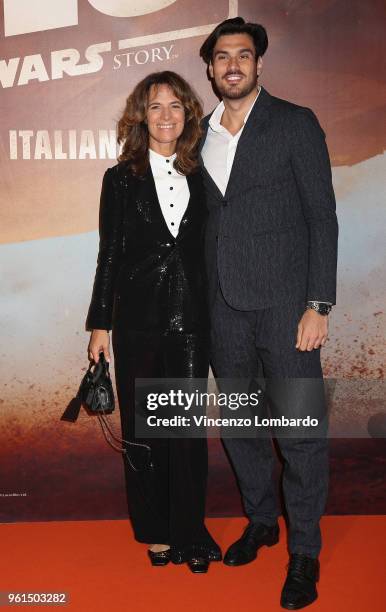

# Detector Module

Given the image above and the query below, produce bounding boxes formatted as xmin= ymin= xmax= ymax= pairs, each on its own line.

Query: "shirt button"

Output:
xmin=169 ymin=186 xmax=173 ymax=190
xmin=168 ymin=171 xmax=172 ymax=175
xmin=166 ymin=159 xmax=170 ymax=163
xmin=170 ymin=204 xmax=174 ymax=207
xmin=171 ymin=222 xmax=175 ymax=226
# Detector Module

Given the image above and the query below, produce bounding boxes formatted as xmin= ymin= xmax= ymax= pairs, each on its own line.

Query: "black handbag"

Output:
xmin=62 ymin=352 xmax=153 ymax=472
xmin=62 ymin=352 xmax=114 ymax=420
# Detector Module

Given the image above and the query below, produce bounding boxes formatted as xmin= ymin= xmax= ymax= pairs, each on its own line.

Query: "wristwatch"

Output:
xmin=306 ymin=301 xmax=332 ymax=316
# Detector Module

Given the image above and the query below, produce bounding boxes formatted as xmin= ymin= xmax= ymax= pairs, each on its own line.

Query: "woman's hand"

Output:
xmin=88 ymin=329 xmax=111 ymax=363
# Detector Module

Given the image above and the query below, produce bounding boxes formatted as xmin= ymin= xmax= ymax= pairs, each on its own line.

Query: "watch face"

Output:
xmin=308 ymin=302 xmax=331 ymax=315
xmin=318 ymin=304 xmax=331 ymax=315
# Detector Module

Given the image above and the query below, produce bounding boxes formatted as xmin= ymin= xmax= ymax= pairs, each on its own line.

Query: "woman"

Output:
xmin=86 ymin=71 xmax=221 ymax=573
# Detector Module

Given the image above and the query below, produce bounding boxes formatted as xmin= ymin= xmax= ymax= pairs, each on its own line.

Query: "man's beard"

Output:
xmin=216 ymin=74 xmax=258 ymax=100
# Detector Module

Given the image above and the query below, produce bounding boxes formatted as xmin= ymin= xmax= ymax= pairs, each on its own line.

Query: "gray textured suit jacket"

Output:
xmin=200 ymin=86 xmax=338 ymax=311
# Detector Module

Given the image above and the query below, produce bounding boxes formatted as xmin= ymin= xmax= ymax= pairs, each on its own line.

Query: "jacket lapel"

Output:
xmin=131 ymin=166 xmax=176 ymax=241
xmin=176 ymin=170 xmax=200 ymax=240
xmin=198 ymin=113 xmax=225 ymax=202
xmin=138 ymin=164 xmax=200 ymax=242
xmin=225 ymin=86 xmax=272 ymax=199
xmin=199 ymin=86 xmax=273 ymax=201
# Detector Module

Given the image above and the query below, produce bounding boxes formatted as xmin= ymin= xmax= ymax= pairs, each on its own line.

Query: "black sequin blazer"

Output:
xmin=86 ymin=162 xmax=209 ymax=334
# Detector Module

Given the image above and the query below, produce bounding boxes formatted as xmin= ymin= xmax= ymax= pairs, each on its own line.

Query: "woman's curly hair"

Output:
xmin=117 ymin=71 xmax=203 ymax=176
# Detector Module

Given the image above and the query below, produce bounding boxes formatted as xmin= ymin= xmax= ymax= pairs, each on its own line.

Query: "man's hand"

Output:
xmin=296 ymin=309 xmax=329 ymax=351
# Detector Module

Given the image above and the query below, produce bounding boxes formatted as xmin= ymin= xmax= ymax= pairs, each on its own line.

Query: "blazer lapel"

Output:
xmin=224 ymin=86 xmax=272 ymax=199
xmin=198 ymin=113 xmax=225 ymax=202
xmin=141 ymin=164 xmax=202 ymax=242
xmin=176 ymin=171 xmax=200 ymax=240
xmin=198 ymin=87 xmax=273 ymax=202
xmin=132 ymin=166 xmax=177 ymax=241
xmin=198 ymin=114 xmax=211 ymax=156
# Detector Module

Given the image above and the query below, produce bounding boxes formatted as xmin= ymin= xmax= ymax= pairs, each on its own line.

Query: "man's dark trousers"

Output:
xmin=210 ymin=285 xmax=329 ymax=559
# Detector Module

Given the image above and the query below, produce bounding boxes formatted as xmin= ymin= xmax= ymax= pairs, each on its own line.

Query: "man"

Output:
xmin=199 ymin=17 xmax=338 ymax=609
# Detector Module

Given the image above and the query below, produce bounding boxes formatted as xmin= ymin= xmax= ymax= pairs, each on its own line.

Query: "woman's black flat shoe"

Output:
xmin=201 ymin=543 xmax=222 ymax=562
xmin=147 ymin=548 xmax=171 ymax=566
xmin=171 ymin=543 xmax=222 ymax=564
xmin=187 ymin=556 xmax=210 ymax=573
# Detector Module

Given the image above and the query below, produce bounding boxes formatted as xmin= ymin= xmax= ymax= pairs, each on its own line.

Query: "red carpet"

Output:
xmin=1 ymin=516 xmax=385 ymax=611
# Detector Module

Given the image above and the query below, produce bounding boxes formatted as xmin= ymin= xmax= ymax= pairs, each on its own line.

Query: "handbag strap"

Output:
xmin=96 ymin=411 xmax=153 ymax=472
xmin=68 ymin=353 xmax=153 ymax=471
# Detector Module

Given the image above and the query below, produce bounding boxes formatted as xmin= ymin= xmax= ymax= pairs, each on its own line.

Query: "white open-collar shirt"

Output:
xmin=149 ymin=147 xmax=190 ymax=238
xmin=201 ymin=87 xmax=261 ymax=196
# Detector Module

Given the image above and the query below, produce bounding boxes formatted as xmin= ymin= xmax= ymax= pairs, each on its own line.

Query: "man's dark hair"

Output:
xmin=199 ymin=17 xmax=268 ymax=65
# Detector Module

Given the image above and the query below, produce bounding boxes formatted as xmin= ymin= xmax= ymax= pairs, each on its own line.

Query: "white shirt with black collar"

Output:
xmin=149 ymin=148 xmax=190 ymax=238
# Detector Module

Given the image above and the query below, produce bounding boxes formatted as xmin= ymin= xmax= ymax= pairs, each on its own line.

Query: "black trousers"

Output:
xmin=210 ymin=287 xmax=329 ymax=559
xmin=112 ymin=329 xmax=214 ymax=549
